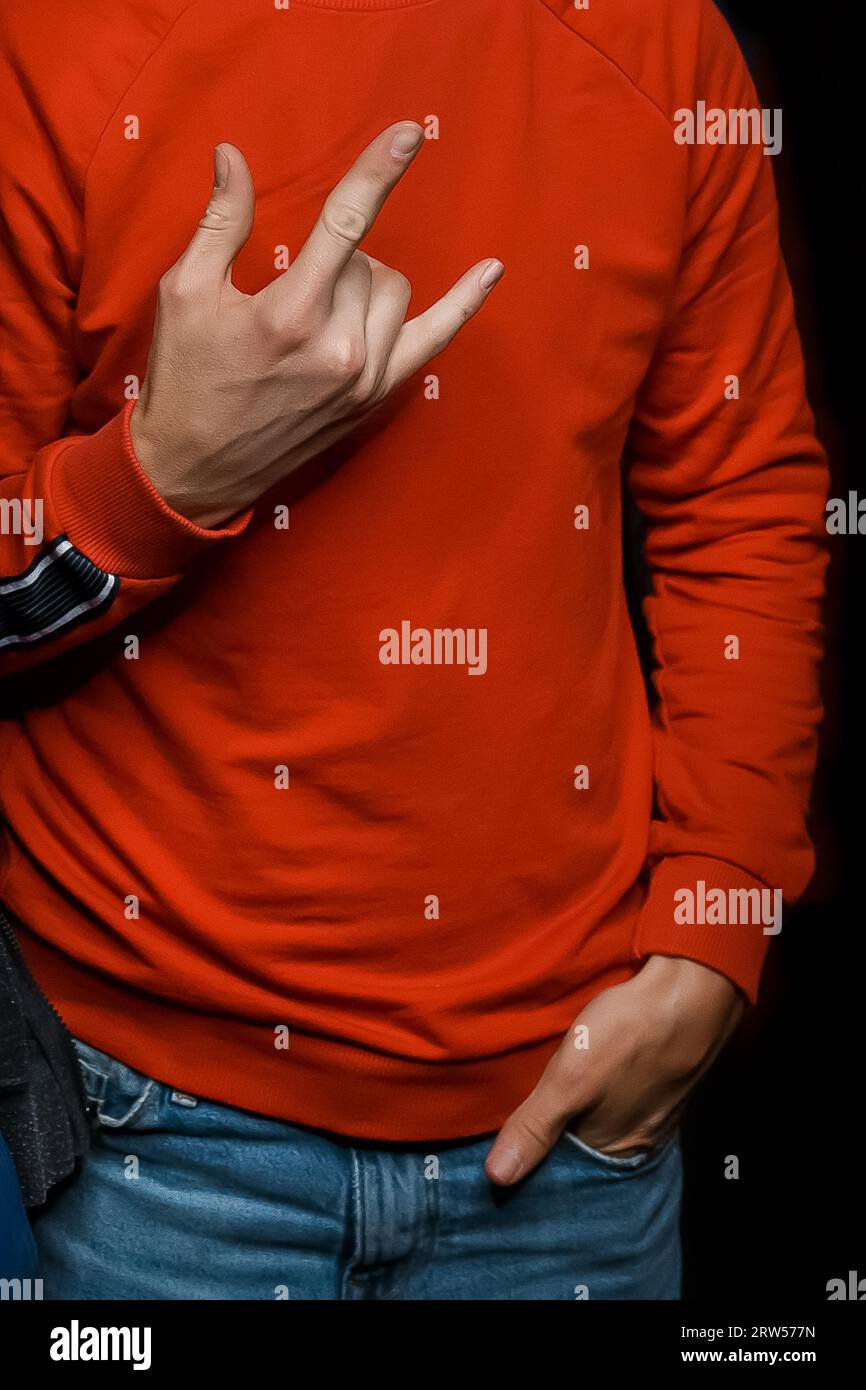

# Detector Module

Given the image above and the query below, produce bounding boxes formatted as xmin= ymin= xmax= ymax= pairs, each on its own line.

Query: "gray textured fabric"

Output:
xmin=0 ymin=905 xmax=90 ymax=1207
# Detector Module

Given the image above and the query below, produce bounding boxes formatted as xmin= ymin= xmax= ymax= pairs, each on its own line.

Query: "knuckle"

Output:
xmin=321 ymin=200 xmax=368 ymax=245
xmin=264 ymin=308 xmax=304 ymax=348
xmin=346 ymin=369 xmax=378 ymax=409
xmin=256 ymin=304 xmax=282 ymax=340
xmin=198 ymin=197 xmax=231 ymax=229
xmin=257 ymin=295 xmax=314 ymax=348
xmin=277 ymin=319 xmax=309 ymax=351
xmin=319 ymin=335 xmax=366 ymax=382
xmin=514 ymin=1112 xmax=554 ymax=1150
xmin=158 ymin=267 xmax=192 ymax=305
xmin=388 ymin=268 xmax=412 ymax=303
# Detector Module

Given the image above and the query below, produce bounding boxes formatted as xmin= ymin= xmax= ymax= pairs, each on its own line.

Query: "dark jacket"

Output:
xmin=0 ymin=905 xmax=89 ymax=1209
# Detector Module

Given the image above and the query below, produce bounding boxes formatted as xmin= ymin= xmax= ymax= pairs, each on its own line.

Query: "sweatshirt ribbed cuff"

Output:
xmin=49 ymin=400 xmax=253 ymax=578
xmin=632 ymin=854 xmax=776 ymax=1004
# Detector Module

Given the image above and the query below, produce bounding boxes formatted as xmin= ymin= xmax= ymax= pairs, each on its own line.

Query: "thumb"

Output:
xmin=178 ymin=143 xmax=255 ymax=285
xmin=485 ymin=1062 xmax=577 ymax=1187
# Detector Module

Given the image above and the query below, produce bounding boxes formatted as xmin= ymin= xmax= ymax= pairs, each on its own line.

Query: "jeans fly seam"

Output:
xmin=342 ymin=1147 xmax=366 ymax=1295
xmin=382 ymin=1156 xmax=441 ymax=1300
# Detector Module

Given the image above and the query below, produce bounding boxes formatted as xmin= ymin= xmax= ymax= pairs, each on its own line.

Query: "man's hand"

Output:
xmin=130 ymin=122 xmax=504 ymax=528
xmin=485 ymin=956 xmax=744 ymax=1185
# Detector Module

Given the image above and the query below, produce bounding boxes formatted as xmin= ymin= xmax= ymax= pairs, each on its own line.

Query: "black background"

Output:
xmin=676 ymin=1 xmax=861 ymax=1301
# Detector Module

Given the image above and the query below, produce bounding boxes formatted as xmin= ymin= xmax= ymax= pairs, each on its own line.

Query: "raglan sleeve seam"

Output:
xmin=78 ymin=1 xmax=205 ymax=202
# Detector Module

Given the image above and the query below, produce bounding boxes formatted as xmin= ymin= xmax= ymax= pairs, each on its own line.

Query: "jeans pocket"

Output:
xmin=71 ymin=1037 xmax=158 ymax=1131
xmin=560 ymin=1125 xmax=678 ymax=1174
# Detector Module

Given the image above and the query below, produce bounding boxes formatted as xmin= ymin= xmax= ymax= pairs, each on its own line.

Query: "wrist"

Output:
xmin=630 ymin=956 xmax=745 ymax=1073
xmin=129 ymin=401 xmax=225 ymax=528
xmin=637 ymin=954 xmax=741 ymax=1014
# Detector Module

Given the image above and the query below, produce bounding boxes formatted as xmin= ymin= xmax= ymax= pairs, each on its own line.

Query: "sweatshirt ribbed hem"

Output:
xmin=49 ymin=401 xmax=253 ymax=579
xmin=14 ymin=929 xmax=634 ymax=1142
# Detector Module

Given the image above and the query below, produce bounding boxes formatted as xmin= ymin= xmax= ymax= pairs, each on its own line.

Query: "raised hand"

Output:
xmin=129 ymin=122 xmax=504 ymax=528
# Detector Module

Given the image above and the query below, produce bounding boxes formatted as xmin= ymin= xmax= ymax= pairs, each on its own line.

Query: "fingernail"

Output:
xmin=479 ymin=259 xmax=505 ymax=291
xmin=487 ymin=1144 xmax=523 ymax=1184
xmin=213 ymin=146 xmax=230 ymax=189
xmin=391 ymin=125 xmax=424 ymax=159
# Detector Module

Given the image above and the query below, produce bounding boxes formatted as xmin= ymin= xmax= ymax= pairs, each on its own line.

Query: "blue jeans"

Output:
xmin=0 ymin=1132 xmax=38 ymax=1282
xmin=32 ymin=1037 xmax=682 ymax=1300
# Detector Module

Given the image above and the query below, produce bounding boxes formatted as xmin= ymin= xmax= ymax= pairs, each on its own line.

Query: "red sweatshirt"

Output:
xmin=0 ymin=0 xmax=827 ymax=1139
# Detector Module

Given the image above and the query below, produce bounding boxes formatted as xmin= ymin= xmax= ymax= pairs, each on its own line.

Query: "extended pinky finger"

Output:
xmin=384 ymin=258 xmax=504 ymax=388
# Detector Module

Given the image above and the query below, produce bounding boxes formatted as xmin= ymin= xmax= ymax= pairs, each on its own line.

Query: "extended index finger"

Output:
xmin=290 ymin=121 xmax=424 ymax=298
